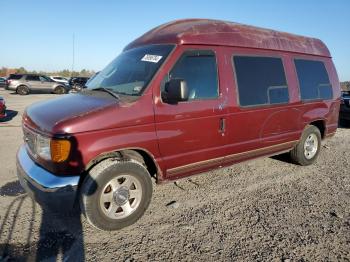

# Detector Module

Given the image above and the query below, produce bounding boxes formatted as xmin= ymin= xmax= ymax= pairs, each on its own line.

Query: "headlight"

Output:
xmin=35 ymin=134 xmax=71 ymax=163
xmin=36 ymin=134 xmax=51 ymax=160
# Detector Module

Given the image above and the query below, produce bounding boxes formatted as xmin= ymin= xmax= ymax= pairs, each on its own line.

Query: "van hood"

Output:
xmin=24 ymin=93 xmax=117 ymax=134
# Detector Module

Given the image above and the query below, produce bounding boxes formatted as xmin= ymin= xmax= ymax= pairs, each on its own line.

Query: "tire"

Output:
xmin=290 ymin=125 xmax=321 ymax=166
xmin=54 ymin=86 xmax=66 ymax=95
xmin=16 ymin=85 xmax=29 ymax=95
xmin=80 ymin=159 xmax=153 ymax=231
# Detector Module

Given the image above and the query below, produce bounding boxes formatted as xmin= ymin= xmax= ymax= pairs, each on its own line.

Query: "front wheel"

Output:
xmin=290 ymin=125 xmax=321 ymax=166
xmin=80 ymin=159 xmax=153 ymax=231
xmin=54 ymin=86 xmax=66 ymax=95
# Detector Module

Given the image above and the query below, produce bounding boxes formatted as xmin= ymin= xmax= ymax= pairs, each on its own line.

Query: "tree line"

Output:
xmin=0 ymin=67 xmax=96 ymax=78
xmin=341 ymin=81 xmax=350 ymax=91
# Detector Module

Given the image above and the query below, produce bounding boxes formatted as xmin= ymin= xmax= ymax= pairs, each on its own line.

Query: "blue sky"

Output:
xmin=0 ymin=0 xmax=349 ymax=80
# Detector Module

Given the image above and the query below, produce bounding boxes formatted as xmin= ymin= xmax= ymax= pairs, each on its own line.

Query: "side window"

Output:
xmin=233 ymin=56 xmax=289 ymax=107
xmin=169 ymin=50 xmax=218 ymax=100
xmin=39 ymin=76 xmax=48 ymax=82
xmin=26 ymin=75 xmax=40 ymax=81
xmin=294 ymin=59 xmax=332 ymax=100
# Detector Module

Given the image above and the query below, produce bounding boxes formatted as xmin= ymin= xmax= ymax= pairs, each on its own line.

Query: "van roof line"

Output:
xmin=124 ymin=19 xmax=331 ymax=57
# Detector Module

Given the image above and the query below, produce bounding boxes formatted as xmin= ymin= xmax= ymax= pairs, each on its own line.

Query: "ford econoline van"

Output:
xmin=17 ymin=19 xmax=340 ymax=231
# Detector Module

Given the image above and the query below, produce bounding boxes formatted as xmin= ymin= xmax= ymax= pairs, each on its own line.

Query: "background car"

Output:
xmin=0 ymin=97 xmax=6 ymax=119
xmin=339 ymin=91 xmax=350 ymax=124
xmin=68 ymin=77 xmax=89 ymax=91
xmin=0 ymin=77 xmax=7 ymax=89
xmin=50 ymin=76 xmax=69 ymax=85
xmin=7 ymin=74 xmax=69 ymax=95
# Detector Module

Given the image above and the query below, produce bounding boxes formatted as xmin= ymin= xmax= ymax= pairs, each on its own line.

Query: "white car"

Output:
xmin=50 ymin=76 xmax=69 ymax=84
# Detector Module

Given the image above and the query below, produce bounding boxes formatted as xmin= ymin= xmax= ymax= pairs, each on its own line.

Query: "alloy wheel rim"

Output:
xmin=19 ymin=87 xmax=26 ymax=94
xmin=304 ymin=133 xmax=318 ymax=159
xmin=99 ymin=174 xmax=142 ymax=219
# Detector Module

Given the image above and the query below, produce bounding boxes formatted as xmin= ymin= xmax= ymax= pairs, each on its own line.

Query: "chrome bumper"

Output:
xmin=16 ymin=145 xmax=81 ymax=211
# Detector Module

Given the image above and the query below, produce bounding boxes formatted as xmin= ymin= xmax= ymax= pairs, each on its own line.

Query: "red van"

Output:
xmin=17 ymin=19 xmax=340 ymax=231
xmin=0 ymin=97 xmax=6 ymax=119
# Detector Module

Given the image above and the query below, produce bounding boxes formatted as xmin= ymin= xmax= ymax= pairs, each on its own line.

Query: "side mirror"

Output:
xmin=162 ymin=79 xmax=189 ymax=104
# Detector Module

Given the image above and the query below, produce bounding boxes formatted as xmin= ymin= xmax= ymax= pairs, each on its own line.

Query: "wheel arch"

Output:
xmin=85 ymin=147 xmax=162 ymax=181
xmin=308 ymin=119 xmax=326 ymax=139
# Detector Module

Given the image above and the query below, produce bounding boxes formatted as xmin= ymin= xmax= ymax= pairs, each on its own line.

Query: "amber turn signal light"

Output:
xmin=51 ymin=139 xmax=71 ymax=163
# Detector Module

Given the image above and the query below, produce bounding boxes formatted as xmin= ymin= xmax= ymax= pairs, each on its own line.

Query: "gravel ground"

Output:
xmin=0 ymin=89 xmax=349 ymax=261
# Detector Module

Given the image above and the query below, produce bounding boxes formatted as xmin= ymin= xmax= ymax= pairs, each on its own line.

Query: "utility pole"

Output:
xmin=71 ymin=33 xmax=75 ymax=77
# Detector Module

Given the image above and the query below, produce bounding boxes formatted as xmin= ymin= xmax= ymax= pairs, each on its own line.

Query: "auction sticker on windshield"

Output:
xmin=141 ymin=54 xmax=163 ymax=63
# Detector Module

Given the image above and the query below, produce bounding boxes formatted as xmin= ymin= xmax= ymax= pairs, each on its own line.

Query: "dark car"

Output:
xmin=339 ymin=91 xmax=350 ymax=124
xmin=17 ymin=19 xmax=340 ymax=231
xmin=0 ymin=77 xmax=7 ymax=88
xmin=68 ymin=77 xmax=89 ymax=90
xmin=0 ymin=97 xmax=6 ymax=119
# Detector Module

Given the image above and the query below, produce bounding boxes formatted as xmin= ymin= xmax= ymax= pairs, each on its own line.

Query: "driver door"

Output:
xmin=154 ymin=47 xmax=228 ymax=179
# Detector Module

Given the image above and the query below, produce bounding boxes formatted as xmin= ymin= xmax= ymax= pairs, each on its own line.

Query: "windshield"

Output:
xmin=86 ymin=44 xmax=174 ymax=96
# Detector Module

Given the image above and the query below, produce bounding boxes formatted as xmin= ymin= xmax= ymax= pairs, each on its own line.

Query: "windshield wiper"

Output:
xmin=91 ymin=87 xmax=120 ymax=100
xmin=114 ymin=91 xmax=139 ymax=96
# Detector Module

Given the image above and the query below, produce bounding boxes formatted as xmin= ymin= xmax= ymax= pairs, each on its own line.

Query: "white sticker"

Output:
xmin=141 ymin=54 xmax=163 ymax=63
xmin=133 ymin=86 xmax=142 ymax=92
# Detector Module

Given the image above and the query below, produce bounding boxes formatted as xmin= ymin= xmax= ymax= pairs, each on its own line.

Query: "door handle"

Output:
xmin=219 ymin=118 xmax=226 ymax=133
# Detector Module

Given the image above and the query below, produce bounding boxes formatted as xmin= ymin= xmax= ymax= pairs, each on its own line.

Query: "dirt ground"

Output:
xmin=0 ymin=89 xmax=349 ymax=261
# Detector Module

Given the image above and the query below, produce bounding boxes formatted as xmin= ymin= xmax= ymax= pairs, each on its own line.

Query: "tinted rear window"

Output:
xmin=233 ymin=56 xmax=289 ymax=106
xmin=8 ymin=74 xmax=23 ymax=80
xmin=294 ymin=59 xmax=332 ymax=100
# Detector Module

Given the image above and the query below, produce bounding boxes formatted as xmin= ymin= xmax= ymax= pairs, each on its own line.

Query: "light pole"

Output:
xmin=71 ymin=33 xmax=75 ymax=77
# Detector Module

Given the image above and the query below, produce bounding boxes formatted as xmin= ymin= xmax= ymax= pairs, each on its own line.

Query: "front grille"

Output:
xmin=23 ymin=127 xmax=36 ymax=155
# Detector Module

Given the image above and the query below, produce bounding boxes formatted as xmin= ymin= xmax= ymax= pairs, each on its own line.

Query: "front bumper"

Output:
xmin=16 ymin=145 xmax=81 ymax=211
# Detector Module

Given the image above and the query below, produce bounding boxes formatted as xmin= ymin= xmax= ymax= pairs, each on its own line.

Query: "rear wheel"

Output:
xmin=80 ymin=159 xmax=153 ymax=231
xmin=16 ymin=85 xmax=29 ymax=95
xmin=290 ymin=125 xmax=321 ymax=166
xmin=54 ymin=85 xmax=66 ymax=94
